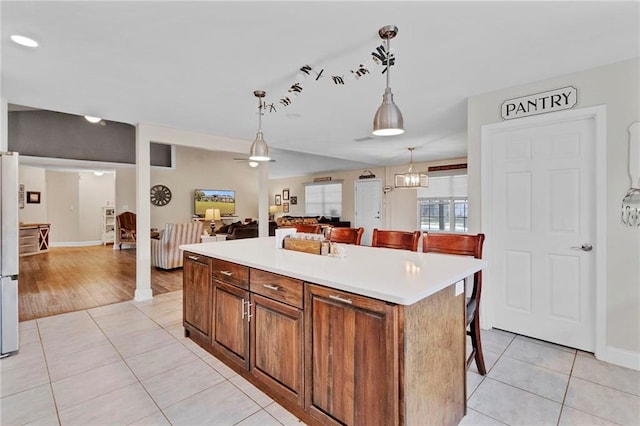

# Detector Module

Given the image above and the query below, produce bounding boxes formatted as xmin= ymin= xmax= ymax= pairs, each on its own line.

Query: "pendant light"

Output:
xmin=395 ymin=148 xmax=428 ymax=188
xmin=249 ymin=90 xmax=271 ymax=162
xmin=373 ymin=25 xmax=404 ymax=136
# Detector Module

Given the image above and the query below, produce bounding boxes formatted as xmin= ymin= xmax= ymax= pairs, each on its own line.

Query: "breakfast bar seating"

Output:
xmin=423 ymin=232 xmax=487 ymax=375
xmin=371 ymin=228 xmax=421 ymax=251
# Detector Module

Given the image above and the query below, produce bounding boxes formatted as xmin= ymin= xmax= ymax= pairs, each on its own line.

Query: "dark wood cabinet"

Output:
xmin=183 ymin=252 xmax=212 ymax=344
xmin=211 ymin=279 xmax=250 ymax=371
xmin=183 ymin=253 xmax=466 ymax=426
xmin=305 ymin=283 xmax=399 ymax=426
xmin=250 ymin=293 xmax=304 ymax=407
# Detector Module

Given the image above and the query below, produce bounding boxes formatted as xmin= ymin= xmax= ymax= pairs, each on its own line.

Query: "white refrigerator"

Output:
xmin=1 ymin=152 xmax=19 ymax=357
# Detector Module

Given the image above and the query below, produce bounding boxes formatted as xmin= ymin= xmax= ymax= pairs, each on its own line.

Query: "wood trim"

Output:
xmin=427 ymin=163 xmax=467 ymax=172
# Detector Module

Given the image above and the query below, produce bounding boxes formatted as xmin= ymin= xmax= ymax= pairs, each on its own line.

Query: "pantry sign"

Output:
xmin=501 ymin=86 xmax=577 ymax=120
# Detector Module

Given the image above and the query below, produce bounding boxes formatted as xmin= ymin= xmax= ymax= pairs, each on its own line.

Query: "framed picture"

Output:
xmin=283 ymin=202 xmax=290 ymax=213
xmin=275 ymin=194 xmax=282 ymax=206
xmin=282 ymin=189 xmax=290 ymax=201
xmin=27 ymin=191 xmax=41 ymax=204
xmin=290 ymin=196 xmax=297 ymax=205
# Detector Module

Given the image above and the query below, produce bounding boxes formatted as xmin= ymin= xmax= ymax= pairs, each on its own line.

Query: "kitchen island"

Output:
xmin=180 ymin=237 xmax=486 ymax=426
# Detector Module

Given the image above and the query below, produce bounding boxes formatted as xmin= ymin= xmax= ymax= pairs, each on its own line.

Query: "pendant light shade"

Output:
xmin=373 ymin=25 xmax=404 ymax=136
xmin=373 ymin=88 xmax=404 ymax=136
xmin=395 ymin=148 xmax=428 ymax=188
xmin=249 ymin=90 xmax=271 ymax=162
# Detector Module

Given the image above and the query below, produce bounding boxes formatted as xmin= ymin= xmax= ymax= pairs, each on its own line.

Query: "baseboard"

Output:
xmin=597 ymin=346 xmax=640 ymax=371
xmin=50 ymin=240 xmax=103 ymax=247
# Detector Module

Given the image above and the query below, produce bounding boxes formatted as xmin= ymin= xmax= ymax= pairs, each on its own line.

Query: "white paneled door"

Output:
xmin=354 ymin=179 xmax=381 ymax=246
xmin=483 ymin=112 xmax=598 ymax=351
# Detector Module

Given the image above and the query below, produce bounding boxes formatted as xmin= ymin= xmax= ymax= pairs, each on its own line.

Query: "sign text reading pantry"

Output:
xmin=501 ymin=86 xmax=577 ymax=120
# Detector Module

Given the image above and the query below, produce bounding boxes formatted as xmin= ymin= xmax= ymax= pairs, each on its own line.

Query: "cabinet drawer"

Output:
xmin=250 ymin=269 xmax=303 ymax=309
xmin=212 ymin=259 xmax=249 ymax=289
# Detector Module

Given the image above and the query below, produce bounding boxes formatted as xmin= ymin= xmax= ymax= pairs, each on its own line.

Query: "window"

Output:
xmin=304 ymin=182 xmax=342 ymax=217
xmin=417 ymin=172 xmax=468 ymax=233
xmin=419 ymin=198 xmax=468 ymax=232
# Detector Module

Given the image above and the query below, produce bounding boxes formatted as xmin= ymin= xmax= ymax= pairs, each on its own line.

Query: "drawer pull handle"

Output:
xmin=263 ymin=284 xmax=280 ymax=291
xmin=246 ymin=301 xmax=253 ymax=322
xmin=187 ymin=255 xmax=199 ymax=261
xmin=329 ymin=295 xmax=353 ymax=304
xmin=220 ymin=270 xmax=233 ymax=276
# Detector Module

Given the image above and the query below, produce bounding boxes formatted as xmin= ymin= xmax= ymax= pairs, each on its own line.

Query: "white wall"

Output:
xmin=78 ymin=172 xmax=115 ymax=240
xmin=269 ymin=167 xmax=386 ymax=224
xmin=18 ymin=165 xmax=47 ymax=224
xmin=43 ymin=170 xmax=115 ymax=243
xmin=150 ymin=147 xmax=259 ymax=229
xmin=467 ymin=58 xmax=640 ymax=362
xmin=268 ymin=158 xmax=467 ymax=232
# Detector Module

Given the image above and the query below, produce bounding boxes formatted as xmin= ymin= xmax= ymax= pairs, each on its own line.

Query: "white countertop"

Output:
xmin=180 ymin=237 xmax=487 ymax=306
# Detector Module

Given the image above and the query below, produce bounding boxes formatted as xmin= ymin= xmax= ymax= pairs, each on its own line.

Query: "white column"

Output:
xmin=134 ymin=125 xmax=153 ymax=301
xmin=258 ymin=162 xmax=269 ymax=237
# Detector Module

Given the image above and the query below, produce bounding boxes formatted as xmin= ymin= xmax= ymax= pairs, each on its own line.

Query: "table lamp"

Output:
xmin=205 ymin=208 xmax=222 ymax=234
xmin=269 ymin=205 xmax=279 ymax=221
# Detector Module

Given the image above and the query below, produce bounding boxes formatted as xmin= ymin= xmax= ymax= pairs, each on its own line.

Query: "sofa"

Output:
xmin=218 ymin=220 xmax=278 ymax=240
xmin=151 ymin=222 xmax=203 ymax=270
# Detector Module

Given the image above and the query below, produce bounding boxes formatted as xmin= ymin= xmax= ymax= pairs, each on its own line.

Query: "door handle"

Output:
xmin=571 ymin=243 xmax=593 ymax=252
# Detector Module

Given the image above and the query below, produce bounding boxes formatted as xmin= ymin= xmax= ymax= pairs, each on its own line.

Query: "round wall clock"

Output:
xmin=150 ymin=184 xmax=172 ymax=206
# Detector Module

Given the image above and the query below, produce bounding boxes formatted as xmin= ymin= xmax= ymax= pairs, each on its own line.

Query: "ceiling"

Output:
xmin=2 ymin=1 xmax=639 ymax=178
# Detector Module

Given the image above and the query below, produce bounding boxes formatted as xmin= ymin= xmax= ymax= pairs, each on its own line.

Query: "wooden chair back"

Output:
xmin=116 ymin=211 xmax=137 ymax=249
xmin=327 ymin=227 xmax=364 ymax=245
xmin=422 ymin=232 xmax=485 ymax=303
xmin=371 ymin=229 xmax=421 ymax=252
xmin=294 ymin=223 xmax=322 ymax=234
xmin=422 ymin=232 xmax=487 ymax=374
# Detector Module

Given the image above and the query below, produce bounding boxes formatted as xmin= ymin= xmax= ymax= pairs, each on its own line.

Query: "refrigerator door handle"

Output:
xmin=1 ymin=276 xmax=19 ymax=356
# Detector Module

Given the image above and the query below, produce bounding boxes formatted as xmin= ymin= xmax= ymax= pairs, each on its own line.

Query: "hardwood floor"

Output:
xmin=18 ymin=245 xmax=183 ymax=322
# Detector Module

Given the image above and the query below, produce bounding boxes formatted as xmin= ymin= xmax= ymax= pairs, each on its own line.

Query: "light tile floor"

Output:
xmin=1 ymin=290 xmax=638 ymax=425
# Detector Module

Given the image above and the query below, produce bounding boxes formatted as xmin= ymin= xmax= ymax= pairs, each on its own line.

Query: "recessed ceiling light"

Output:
xmin=10 ymin=35 xmax=38 ymax=48
xmin=84 ymin=115 xmax=102 ymax=123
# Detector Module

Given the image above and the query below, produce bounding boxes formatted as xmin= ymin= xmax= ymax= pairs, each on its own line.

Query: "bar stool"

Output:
xmin=371 ymin=229 xmax=421 ymax=252
xmin=422 ymin=232 xmax=486 ymax=375
xmin=327 ymin=227 xmax=364 ymax=245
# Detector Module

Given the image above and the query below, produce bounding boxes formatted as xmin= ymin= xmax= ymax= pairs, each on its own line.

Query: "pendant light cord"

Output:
xmin=257 ymin=97 xmax=263 ymax=132
xmin=386 ymin=37 xmax=391 ymax=90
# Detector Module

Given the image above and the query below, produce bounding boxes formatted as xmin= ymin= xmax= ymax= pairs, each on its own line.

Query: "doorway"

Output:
xmin=354 ymin=179 xmax=382 ymax=246
xmin=481 ymin=106 xmax=606 ymax=352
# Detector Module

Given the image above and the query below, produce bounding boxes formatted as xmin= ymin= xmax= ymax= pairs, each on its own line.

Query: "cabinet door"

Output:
xmin=305 ymin=284 xmax=399 ymax=426
xmin=183 ymin=253 xmax=212 ymax=343
xmin=212 ymin=280 xmax=250 ymax=371
xmin=250 ymin=293 xmax=304 ymax=407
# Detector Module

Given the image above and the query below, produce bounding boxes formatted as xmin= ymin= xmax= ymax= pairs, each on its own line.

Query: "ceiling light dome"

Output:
xmin=10 ymin=35 xmax=38 ymax=48
xmin=84 ymin=115 xmax=102 ymax=123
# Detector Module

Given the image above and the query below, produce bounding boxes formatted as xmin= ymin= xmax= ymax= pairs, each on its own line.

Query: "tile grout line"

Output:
xmin=555 ymin=350 xmax=577 ymax=426
xmin=36 ymin=318 xmax=64 ymax=426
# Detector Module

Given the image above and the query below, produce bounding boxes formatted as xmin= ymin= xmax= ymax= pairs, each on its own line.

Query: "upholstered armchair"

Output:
xmin=116 ymin=211 xmax=136 ymax=249
xmin=151 ymin=222 xmax=203 ymax=270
